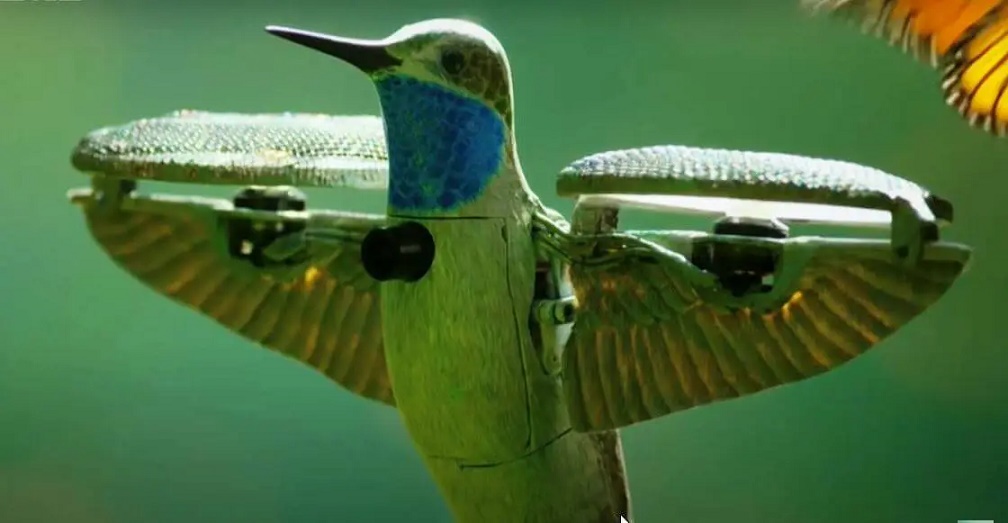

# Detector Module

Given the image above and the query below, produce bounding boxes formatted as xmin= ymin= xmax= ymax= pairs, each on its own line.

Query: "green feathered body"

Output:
xmin=381 ymin=205 xmax=630 ymax=521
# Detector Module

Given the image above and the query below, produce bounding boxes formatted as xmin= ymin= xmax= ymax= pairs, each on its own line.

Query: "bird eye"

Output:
xmin=440 ymin=50 xmax=466 ymax=75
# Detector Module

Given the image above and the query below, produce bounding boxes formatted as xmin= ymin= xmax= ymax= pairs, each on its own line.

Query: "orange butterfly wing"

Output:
xmin=944 ymin=10 xmax=1008 ymax=132
xmin=806 ymin=0 xmax=1008 ymax=134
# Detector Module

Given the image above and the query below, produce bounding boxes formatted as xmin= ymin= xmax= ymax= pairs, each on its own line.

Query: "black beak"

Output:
xmin=265 ymin=25 xmax=402 ymax=74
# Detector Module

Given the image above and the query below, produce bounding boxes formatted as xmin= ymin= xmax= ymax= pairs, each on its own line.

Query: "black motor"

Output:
xmin=690 ymin=216 xmax=787 ymax=297
xmin=361 ymin=221 xmax=436 ymax=282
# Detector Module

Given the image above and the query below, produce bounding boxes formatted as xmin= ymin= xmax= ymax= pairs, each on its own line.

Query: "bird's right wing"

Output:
xmin=553 ymin=144 xmax=971 ymax=432
xmin=562 ymin=233 xmax=969 ymax=432
xmin=802 ymin=0 xmax=1008 ymax=134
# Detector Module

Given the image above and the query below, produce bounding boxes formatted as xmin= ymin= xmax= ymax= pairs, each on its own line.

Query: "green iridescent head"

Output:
xmin=266 ymin=19 xmax=515 ymax=127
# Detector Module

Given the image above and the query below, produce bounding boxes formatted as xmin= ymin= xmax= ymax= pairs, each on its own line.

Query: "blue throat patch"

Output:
xmin=375 ymin=75 xmax=506 ymax=212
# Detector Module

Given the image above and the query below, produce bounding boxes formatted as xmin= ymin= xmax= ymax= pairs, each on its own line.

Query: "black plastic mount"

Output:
xmin=227 ymin=186 xmax=307 ymax=268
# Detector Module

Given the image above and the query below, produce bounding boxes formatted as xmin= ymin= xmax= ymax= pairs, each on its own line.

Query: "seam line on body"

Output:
xmin=428 ymin=427 xmax=574 ymax=470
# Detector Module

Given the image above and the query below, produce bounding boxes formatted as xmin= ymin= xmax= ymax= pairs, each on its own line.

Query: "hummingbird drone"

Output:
xmin=66 ymin=18 xmax=971 ymax=523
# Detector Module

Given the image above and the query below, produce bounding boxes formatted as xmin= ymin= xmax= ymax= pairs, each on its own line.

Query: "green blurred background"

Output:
xmin=1 ymin=0 xmax=1005 ymax=521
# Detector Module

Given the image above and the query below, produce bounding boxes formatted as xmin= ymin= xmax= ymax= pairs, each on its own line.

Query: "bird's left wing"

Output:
xmin=553 ymin=145 xmax=971 ymax=432
xmin=802 ymin=0 xmax=1008 ymax=134
xmin=68 ymin=110 xmax=395 ymax=405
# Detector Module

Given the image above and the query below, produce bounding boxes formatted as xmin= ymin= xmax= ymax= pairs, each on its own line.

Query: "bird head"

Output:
xmin=267 ymin=19 xmax=514 ymax=126
xmin=267 ymin=19 xmax=530 ymax=216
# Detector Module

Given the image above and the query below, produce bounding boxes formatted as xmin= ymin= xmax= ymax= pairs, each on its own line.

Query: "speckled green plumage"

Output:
xmin=559 ymin=145 xmax=947 ymax=222
xmin=72 ymin=110 xmax=389 ymax=189
xmin=74 ymin=115 xmax=948 ymax=222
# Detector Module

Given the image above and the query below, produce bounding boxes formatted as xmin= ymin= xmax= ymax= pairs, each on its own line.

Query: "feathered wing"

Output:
xmin=555 ymin=143 xmax=969 ymax=431
xmin=68 ymin=110 xmax=396 ymax=405
xmin=70 ymin=190 xmax=395 ymax=406
xmin=562 ymin=240 xmax=969 ymax=431
xmin=803 ymin=0 xmax=1008 ymax=134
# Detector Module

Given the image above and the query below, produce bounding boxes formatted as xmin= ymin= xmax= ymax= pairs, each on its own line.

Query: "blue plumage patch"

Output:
xmin=375 ymin=75 xmax=505 ymax=212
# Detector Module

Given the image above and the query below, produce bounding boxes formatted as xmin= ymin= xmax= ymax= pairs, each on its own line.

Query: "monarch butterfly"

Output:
xmin=804 ymin=0 xmax=1008 ymax=135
